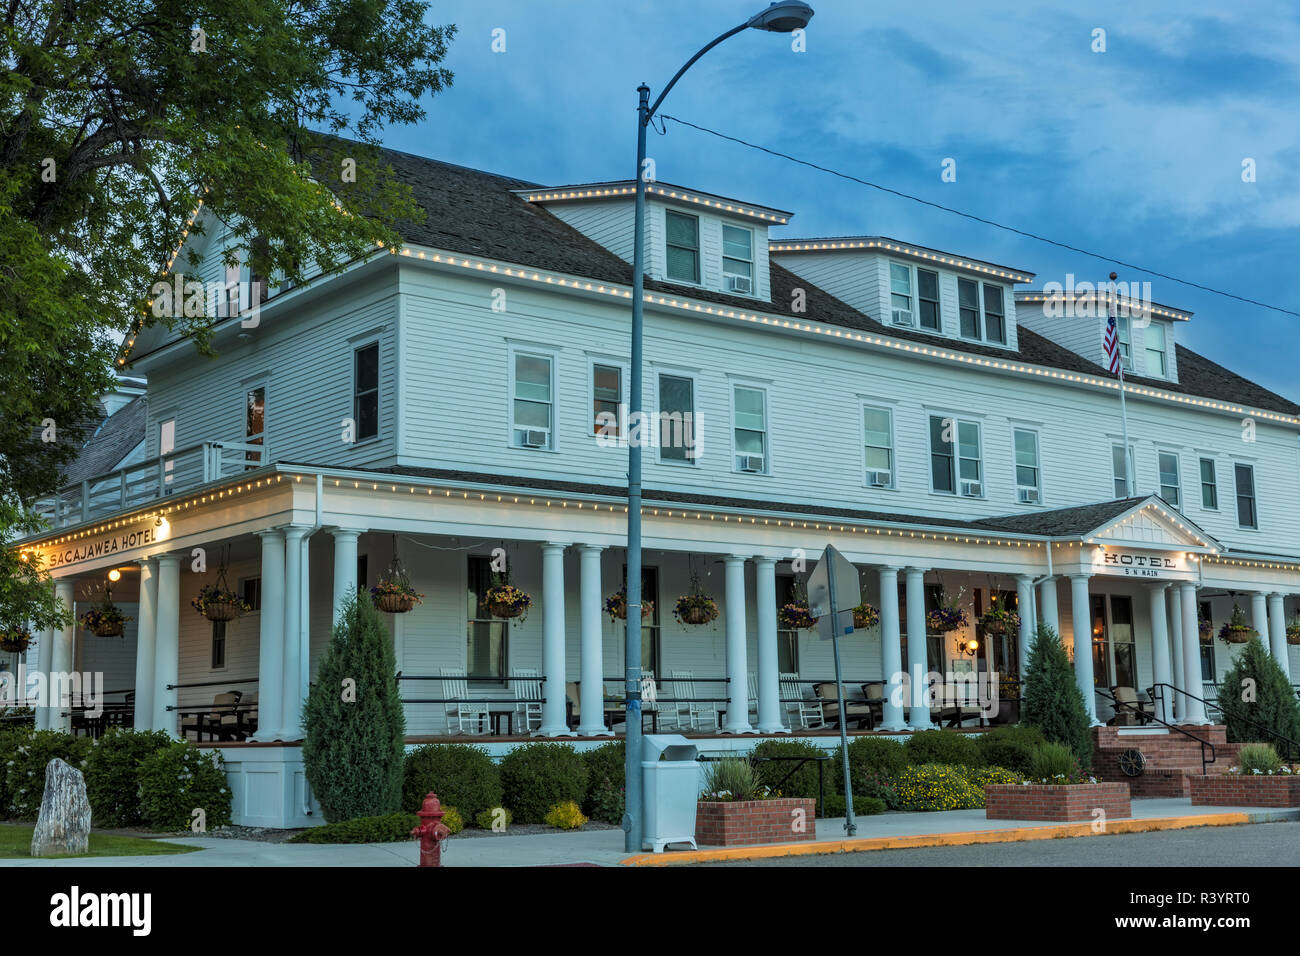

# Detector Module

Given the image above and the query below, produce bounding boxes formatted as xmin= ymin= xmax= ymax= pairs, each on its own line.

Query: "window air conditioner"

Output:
xmin=867 ymin=470 xmax=892 ymax=488
xmin=1018 ymin=487 xmax=1040 ymax=504
xmin=726 ymin=275 xmax=752 ymax=294
xmin=961 ymin=480 xmax=983 ymax=497
xmin=740 ymin=454 xmax=765 ymax=473
xmin=522 ymin=429 xmax=549 ymax=448
xmin=892 ymin=309 xmax=915 ymax=327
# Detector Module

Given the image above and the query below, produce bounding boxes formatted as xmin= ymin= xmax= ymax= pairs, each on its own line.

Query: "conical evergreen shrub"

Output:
xmin=1215 ymin=635 xmax=1300 ymax=759
xmin=303 ymin=588 xmax=406 ymax=822
xmin=1020 ymin=623 xmax=1093 ymax=768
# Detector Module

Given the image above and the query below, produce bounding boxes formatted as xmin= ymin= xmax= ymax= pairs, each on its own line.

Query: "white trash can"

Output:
xmin=641 ymin=734 xmax=699 ymax=852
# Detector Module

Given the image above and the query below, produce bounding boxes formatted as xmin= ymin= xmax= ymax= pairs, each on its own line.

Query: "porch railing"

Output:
xmin=32 ymin=439 xmax=269 ymax=529
xmin=1151 ymin=681 xmax=1300 ymax=763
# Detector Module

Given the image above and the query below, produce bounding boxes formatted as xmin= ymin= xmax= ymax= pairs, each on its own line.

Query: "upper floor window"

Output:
xmin=733 ymin=385 xmax=768 ymax=473
xmin=1157 ymin=450 xmax=1181 ymax=506
xmin=159 ymin=418 xmax=175 ymax=487
xmin=722 ymin=225 xmax=753 ymax=293
xmin=1116 ymin=315 xmax=1133 ymax=370
xmin=1199 ymin=457 xmax=1218 ymax=510
xmin=511 ymin=351 xmax=553 ymax=449
xmin=1013 ymin=428 xmax=1040 ymax=503
xmin=889 ymin=263 xmax=913 ymax=326
xmin=245 ymin=385 xmax=265 ymax=468
xmin=591 ymin=363 xmax=623 ymax=437
xmin=863 ymin=406 xmax=894 ymax=488
xmin=665 ymin=211 xmax=700 ymax=284
xmin=1234 ymin=463 xmax=1257 ymax=529
xmin=353 ymin=342 xmax=379 ymax=442
xmin=658 ymin=373 xmax=696 ymax=463
xmin=929 ymin=415 xmax=982 ymax=496
xmin=917 ymin=268 xmax=940 ymax=331
xmin=983 ymin=286 xmax=1006 ymax=344
xmin=957 ymin=279 xmax=1008 ymax=344
xmin=1145 ymin=323 xmax=1168 ymax=377
xmin=1112 ymin=443 xmax=1134 ymax=497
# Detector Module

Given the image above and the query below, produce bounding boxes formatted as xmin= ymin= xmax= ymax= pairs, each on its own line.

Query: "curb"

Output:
xmin=620 ymin=809 xmax=1300 ymax=866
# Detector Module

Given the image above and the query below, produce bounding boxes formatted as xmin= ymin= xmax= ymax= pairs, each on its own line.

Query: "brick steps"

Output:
xmin=1092 ymin=725 xmax=1249 ymax=797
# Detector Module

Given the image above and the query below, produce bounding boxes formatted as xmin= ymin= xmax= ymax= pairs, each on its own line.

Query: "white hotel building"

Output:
xmin=10 ymin=145 xmax=1300 ymax=827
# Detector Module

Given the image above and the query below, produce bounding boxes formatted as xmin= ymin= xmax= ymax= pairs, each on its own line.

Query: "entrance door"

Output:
xmin=1090 ymin=594 xmax=1137 ymax=690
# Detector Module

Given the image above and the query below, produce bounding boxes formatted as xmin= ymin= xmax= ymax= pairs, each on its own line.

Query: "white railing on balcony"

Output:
xmin=32 ymin=440 xmax=269 ymax=529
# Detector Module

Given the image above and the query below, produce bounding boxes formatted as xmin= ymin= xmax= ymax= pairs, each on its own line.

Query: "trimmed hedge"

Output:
xmin=403 ymin=743 xmax=502 ymax=821
xmin=289 ymin=812 xmax=419 ymax=844
xmin=138 ymin=741 xmax=232 ymax=832
xmin=749 ymin=739 xmax=831 ymax=799
xmin=976 ymin=725 xmax=1046 ymax=775
xmin=822 ymin=794 xmax=887 ymax=817
xmin=499 ymin=743 xmax=588 ymax=824
xmin=903 ymin=729 xmax=985 ymax=768
xmin=85 ymin=728 xmax=172 ymax=828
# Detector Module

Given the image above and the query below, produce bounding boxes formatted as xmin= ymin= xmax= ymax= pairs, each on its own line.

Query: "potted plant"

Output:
xmin=695 ymin=758 xmax=816 ymax=847
xmin=371 ymin=579 xmax=423 ymax=614
xmin=979 ymin=597 xmax=1020 ymax=637
xmin=926 ymin=588 xmax=968 ymax=633
xmin=485 ymin=576 xmax=532 ymax=621
xmin=79 ymin=600 xmax=132 ymax=638
xmin=191 ymin=576 xmax=252 ymax=622
xmin=1198 ymin=614 xmax=1213 ymax=639
xmin=778 ymin=599 xmax=816 ymax=631
xmin=672 ymin=577 xmax=719 ymax=627
xmin=1287 ymin=616 xmax=1300 ymax=646
xmin=851 ymin=603 xmax=879 ymax=630
xmin=1217 ymin=604 xmax=1256 ymax=645
xmin=0 ymin=628 xmax=32 ymax=653
xmin=606 ymin=586 xmax=653 ymax=623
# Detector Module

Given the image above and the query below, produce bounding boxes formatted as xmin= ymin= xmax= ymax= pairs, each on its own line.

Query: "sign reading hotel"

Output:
xmin=39 ymin=520 xmax=168 ymax=571
xmin=1096 ymin=547 xmax=1189 ymax=579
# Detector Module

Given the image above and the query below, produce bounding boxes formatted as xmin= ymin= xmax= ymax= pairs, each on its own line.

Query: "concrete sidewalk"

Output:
xmin=3 ymin=798 xmax=1295 ymax=867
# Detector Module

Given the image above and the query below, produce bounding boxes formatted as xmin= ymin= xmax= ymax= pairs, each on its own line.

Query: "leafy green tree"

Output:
xmin=302 ymin=590 xmax=405 ymax=821
xmin=1021 ymin=623 xmax=1093 ymax=768
xmin=1216 ymin=636 xmax=1300 ymax=759
xmin=1 ymin=0 xmax=456 ymax=627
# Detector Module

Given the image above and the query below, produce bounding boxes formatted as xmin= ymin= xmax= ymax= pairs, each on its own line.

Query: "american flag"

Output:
xmin=1102 ymin=308 xmax=1122 ymax=375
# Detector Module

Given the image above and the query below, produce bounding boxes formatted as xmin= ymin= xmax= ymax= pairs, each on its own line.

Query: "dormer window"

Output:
xmin=889 ymin=263 xmax=913 ymax=326
xmin=722 ymin=225 xmax=753 ymax=294
xmin=1116 ymin=315 xmax=1133 ymax=370
xmin=890 ymin=262 xmax=939 ymax=331
xmin=665 ymin=211 xmax=700 ymax=283
xmin=1145 ymin=323 xmax=1167 ymax=378
xmin=958 ymin=278 xmax=1008 ymax=345
xmin=983 ymin=286 xmax=1006 ymax=344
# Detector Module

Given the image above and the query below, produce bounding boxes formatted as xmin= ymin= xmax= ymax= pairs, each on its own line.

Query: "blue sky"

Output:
xmin=376 ymin=0 xmax=1299 ymax=397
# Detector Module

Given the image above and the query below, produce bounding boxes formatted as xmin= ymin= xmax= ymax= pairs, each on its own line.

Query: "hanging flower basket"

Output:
xmin=80 ymin=603 xmax=131 ymax=638
xmin=852 ymin=603 xmax=879 ymax=630
xmin=486 ymin=582 xmax=532 ymax=621
xmin=979 ymin=600 xmax=1020 ymax=637
xmin=372 ymin=581 xmax=423 ymax=614
xmin=1218 ymin=604 xmax=1257 ymax=645
xmin=674 ymin=592 xmax=719 ymax=626
xmin=779 ymin=601 xmax=817 ymax=631
xmin=927 ymin=590 xmax=968 ymax=634
xmin=606 ymin=587 xmax=653 ymax=623
xmin=1198 ymin=615 xmax=1213 ymax=638
xmin=0 ymin=629 xmax=32 ymax=653
xmin=1287 ymin=618 xmax=1300 ymax=646
xmin=191 ymin=583 xmax=251 ymax=622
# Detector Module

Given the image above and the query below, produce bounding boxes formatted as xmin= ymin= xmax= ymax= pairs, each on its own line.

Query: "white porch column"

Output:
xmin=1268 ymin=593 xmax=1290 ymax=680
xmin=878 ymin=567 xmax=906 ymax=731
xmin=754 ymin=556 xmax=785 ymax=733
xmin=279 ymin=525 xmax=308 ymax=740
xmin=133 ymin=558 xmax=159 ymax=731
xmin=905 ymin=568 xmax=934 ymax=730
xmin=1068 ymin=574 xmax=1099 ymax=726
xmin=298 ymin=531 xmax=312 ymax=732
xmin=1179 ymin=583 xmax=1208 ymax=724
xmin=32 ymin=621 xmax=53 ymax=731
xmin=152 ymin=555 xmax=181 ymax=736
xmin=723 ymin=555 xmax=752 ymax=733
xmin=1167 ymin=587 xmax=1184 ymax=721
xmin=577 ymin=545 xmax=609 ymax=735
xmin=252 ymin=529 xmax=285 ymax=741
xmin=331 ymin=528 xmax=360 ymax=625
xmin=1038 ymin=576 xmax=1060 ymax=636
xmin=1015 ymin=573 xmax=1035 ymax=679
xmin=1148 ymin=584 xmax=1173 ymax=723
xmin=540 ymin=543 xmax=569 ymax=736
xmin=50 ymin=580 xmax=76 ymax=732
xmin=1251 ymin=592 xmax=1270 ymax=650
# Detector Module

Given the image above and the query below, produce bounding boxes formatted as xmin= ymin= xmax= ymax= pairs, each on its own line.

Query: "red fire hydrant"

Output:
xmin=411 ymin=792 xmax=451 ymax=867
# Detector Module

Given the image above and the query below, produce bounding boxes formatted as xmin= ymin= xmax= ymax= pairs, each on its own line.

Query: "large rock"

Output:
xmin=30 ymin=758 xmax=92 ymax=857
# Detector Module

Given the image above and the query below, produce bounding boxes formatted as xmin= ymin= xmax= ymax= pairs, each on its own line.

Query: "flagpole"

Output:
xmin=1111 ymin=271 xmax=1133 ymax=496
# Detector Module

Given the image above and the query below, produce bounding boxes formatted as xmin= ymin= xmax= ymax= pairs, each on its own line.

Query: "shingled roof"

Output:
xmin=60 ymin=395 xmax=147 ymax=484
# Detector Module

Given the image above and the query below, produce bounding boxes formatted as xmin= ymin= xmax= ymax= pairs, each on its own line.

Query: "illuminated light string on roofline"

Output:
xmin=1016 ymin=293 xmax=1191 ymax=322
xmin=768 ymin=240 xmax=1033 ymax=283
xmin=516 ymin=185 xmax=790 ymax=223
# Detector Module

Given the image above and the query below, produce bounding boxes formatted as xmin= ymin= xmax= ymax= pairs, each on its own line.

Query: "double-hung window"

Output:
xmin=591 ymin=363 xmax=623 ymax=438
xmin=353 ymin=342 xmax=379 ymax=442
xmin=467 ymin=556 xmax=507 ymax=680
xmin=917 ymin=268 xmax=940 ymax=330
xmin=511 ymin=352 xmax=553 ymax=449
xmin=1013 ymin=428 xmax=1040 ymax=502
xmin=665 ymin=211 xmax=700 ymax=283
xmin=863 ymin=406 xmax=894 ymax=488
xmin=658 ymin=373 xmax=697 ymax=462
xmin=1235 ymin=463 xmax=1258 ymax=529
xmin=930 ymin=415 xmax=982 ymax=496
xmin=1199 ymin=457 xmax=1218 ymax=510
xmin=733 ymin=385 xmax=768 ymax=473
xmin=958 ymin=279 xmax=981 ymax=339
xmin=1112 ymin=444 xmax=1135 ymax=497
xmin=722 ymin=225 xmax=753 ymax=291
xmin=889 ymin=263 xmax=914 ymax=325
xmin=983 ymin=285 xmax=1006 ymax=344
xmin=958 ymin=278 xmax=1008 ymax=343
xmin=1116 ymin=316 xmax=1133 ymax=370
xmin=1158 ymin=451 xmax=1181 ymax=506
xmin=1145 ymin=323 xmax=1168 ymax=377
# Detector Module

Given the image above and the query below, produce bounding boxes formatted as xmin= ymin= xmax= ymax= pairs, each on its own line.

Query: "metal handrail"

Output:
xmin=166 ymin=677 xmax=258 ymax=690
xmin=1151 ymin=681 xmax=1300 ymax=762
xmin=1099 ymin=685 xmax=1217 ymax=775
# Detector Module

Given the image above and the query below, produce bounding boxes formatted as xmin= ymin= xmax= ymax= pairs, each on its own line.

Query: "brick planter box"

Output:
xmin=695 ymin=798 xmax=817 ymax=846
xmin=1189 ymin=774 xmax=1300 ymax=807
xmin=985 ymin=783 xmax=1131 ymax=822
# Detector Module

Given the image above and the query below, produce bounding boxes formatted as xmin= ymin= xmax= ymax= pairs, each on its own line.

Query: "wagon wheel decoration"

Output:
xmin=1117 ymin=748 xmax=1146 ymax=778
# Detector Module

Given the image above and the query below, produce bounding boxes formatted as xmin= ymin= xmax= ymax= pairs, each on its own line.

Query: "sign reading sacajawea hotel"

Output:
xmin=12 ymin=140 xmax=1300 ymax=829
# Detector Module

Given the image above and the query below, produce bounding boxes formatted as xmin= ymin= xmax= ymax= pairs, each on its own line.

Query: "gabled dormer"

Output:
xmin=769 ymin=237 xmax=1035 ymax=351
xmin=513 ymin=182 xmax=792 ymax=302
xmin=1015 ymin=288 xmax=1191 ymax=384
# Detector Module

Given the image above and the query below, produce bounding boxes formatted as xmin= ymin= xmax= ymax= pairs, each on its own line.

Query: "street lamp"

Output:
xmin=622 ymin=1 xmax=815 ymax=855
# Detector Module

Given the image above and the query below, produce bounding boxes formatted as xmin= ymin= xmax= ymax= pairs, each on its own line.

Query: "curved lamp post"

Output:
xmin=623 ymin=1 xmax=815 ymax=854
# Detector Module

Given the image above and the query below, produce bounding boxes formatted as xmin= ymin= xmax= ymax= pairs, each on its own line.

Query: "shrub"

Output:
xmin=586 ymin=779 xmax=625 ymax=825
xmin=700 ymin=758 xmax=764 ymax=801
xmin=580 ymin=741 xmax=625 ymax=816
xmin=904 ymin=729 xmax=984 ymax=768
xmin=968 ymin=766 xmax=1024 ymax=788
xmin=475 ymin=806 xmax=513 ymax=831
xmin=1216 ymin=636 xmax=1300 ymax=758
xmin=853 ymin=770 xmax=902 ymax=810
xmin=288 ymin=812 xmax=419 ymax=844
xmin=976 ymin=725 xmax=1046 ymax=775
xmin=403 ymin=744 xmax=502 ymax=820
xmin=138 ymin=741 xmax=232 ymax=831
xmin=1028 ymin=742 xmax=1078 ymax=783
xmin=1237 ymin=743 xmax=1283 ymax=775
xmin=1021 ymin=624 xmax=1093 ymax=768
xmin=892 ymin=764 xmax=985 ymax=811
xmin=3 ymin=730 xmax=92 ymax=820
xmin=499 ymin=743 xmax=588 ymax=824
xmin=441 ymin=806 xmax=465 ymax=834
xmin=822 ymin=794 xmax=887 ymax=817
xmin=825 ymin=737 xmax=908 ymax=792
xmin=544 ymin=800 xmax=588 ymax=830
xmin=84 ymin=728 xmax=171 ymax=828
xmin=749 ymin=739 xmax=830 ymax=798
xmin=302 ymin=590 xmax=406 ymax=822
